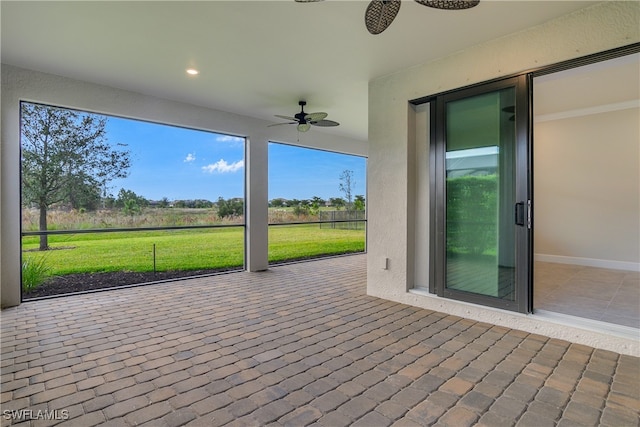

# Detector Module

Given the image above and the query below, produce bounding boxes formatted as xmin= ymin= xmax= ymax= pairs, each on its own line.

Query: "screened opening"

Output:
xmin=267 ymin=142 xmax=367 ymax=265
xmin=20 ymin=102 xmax=246 ymax=299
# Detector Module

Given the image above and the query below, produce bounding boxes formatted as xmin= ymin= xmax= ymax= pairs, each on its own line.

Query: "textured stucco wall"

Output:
xmin=0 ymin=65 xmax=367 ymax=308
xmin=367 ymin=2 xmax=640 ymax=355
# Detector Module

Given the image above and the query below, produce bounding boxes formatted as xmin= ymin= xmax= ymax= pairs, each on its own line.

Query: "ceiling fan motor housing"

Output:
xmin=296 ymin=101 xmax=308 ymax=123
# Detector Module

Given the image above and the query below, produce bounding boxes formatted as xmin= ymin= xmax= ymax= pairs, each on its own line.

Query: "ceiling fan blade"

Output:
xmin=414 ymin=0 xmax=480 ymax=10
xmin=365 ymin=0 xmax=401 ymax=35
xmin=310 ymin=119 xmax=340 ymax=127
xmin=297 ymin=123 xmax=311 ymax=132
xmin=305 ymin=112 xmax=328 ymax=122
xmin=274 ymin=114 xmax=299 ymax=121
xmin=267 ymin=122 xmax=297 ymax=127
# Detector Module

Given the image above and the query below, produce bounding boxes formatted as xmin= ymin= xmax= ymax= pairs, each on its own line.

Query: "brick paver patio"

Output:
xmin=1 ymin=254 xmax=638 ymax=426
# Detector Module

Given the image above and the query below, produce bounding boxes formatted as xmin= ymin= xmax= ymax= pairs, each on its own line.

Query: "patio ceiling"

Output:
xmin=1 ymin=1 xmax=598 ymax=141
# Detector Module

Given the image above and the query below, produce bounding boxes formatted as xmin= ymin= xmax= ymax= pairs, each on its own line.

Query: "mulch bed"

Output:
xmin=22 ymin=252 xmax=362 ymax=300
xmin=22 ymin=268 xmax=240 ymax=299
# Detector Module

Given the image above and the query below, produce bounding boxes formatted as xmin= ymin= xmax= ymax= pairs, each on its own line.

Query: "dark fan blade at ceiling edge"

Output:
xmin=415 ymin=0 xmax=480 ymax=10
xmin=365 ymin=0 xmax=401 ymax=35
xmin=294 ymin=0 xmax=480 ymax=35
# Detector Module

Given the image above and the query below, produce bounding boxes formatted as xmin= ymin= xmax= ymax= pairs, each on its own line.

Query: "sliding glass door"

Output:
xmin=432 ymin=75 xmax=531 ymax=312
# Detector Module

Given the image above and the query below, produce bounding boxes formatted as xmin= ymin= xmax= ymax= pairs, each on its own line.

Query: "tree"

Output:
xmin=217 ymin=197 xmax=244 ymax=218
xmin=292 ymin=203 xmax=310 ymax=217
xmin=194 ymin=199 xmax=213 ymax=209
xmin=21 ymin=103 xmax=131 ymax=250
xmin=102 ymin=194 xmax=116 ymax=209
xmin=313 ymin=196 xmax=325 ymax=204
xmin=310 ymin=196 xmax=325 ymax=215
xmin=65 ymin=171 xmax=102 ymax=211
xmin=116 ymin=189 xmax=147 ymax=218
xmin=354 ymin=195 xmax=366 ymax=211
xmin=339 ymin=170 xmax=355 ymax=209
xmin=329 ymin=197 xmax=345 ymax=210
xmin=122 ymin=198 xmax=141 ymax=217
xmin=270 ymin=198 xmax=287 ymax=208
xmin=115 ymin=188 xmax=147 ymax=209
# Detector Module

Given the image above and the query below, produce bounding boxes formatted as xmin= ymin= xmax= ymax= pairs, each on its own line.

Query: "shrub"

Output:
xmin=22 ymin=255 xmax=51 ymax=292
xmin=292 ymin=203 xmax=310 ymax=217
xmin=446 ymin=174 xmax=497 ymax=255
xmin=217 ymin=197 xmax=244 ymax=219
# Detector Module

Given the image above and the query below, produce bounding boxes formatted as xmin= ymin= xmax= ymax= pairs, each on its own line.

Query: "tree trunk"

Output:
xmin=39 ymin=205 xmax=49 ymax=251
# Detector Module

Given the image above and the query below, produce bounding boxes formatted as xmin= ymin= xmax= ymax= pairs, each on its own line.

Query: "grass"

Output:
xmin=21 ymin=224 xmax=365 ymax=278
xmin=21 ymin=207 xmax=241 ymax=231
xmin=268 ymin=224 xmax=365 ymax=263
xmin=21 ymin=255 xmax=51 ymax=291
xmin=21 ymin=206 xmax=353 ymax=232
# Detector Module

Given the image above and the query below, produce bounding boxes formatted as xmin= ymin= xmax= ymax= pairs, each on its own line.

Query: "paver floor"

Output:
xmin=1 ymin=255 xmax=639 ymax=426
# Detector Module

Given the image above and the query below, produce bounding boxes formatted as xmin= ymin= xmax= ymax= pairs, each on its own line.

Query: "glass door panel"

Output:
xmin=445 ymin=88 xmax=516 ymax=299
xmin=433 ymin=75 xmax=531 ymax=313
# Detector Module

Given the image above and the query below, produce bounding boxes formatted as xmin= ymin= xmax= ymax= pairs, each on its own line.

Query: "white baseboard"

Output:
xmin=534 ymin=254 xmax=640 ymax=272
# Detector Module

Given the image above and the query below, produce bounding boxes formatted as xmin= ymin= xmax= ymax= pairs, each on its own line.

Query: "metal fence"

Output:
xmin=318 ymin=210 xmax=366 ymax=230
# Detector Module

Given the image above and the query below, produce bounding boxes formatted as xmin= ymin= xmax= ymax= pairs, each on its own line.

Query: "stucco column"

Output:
xmin=1 ymin=71 xmax=22 ymax=308
xmin=245 ymin=134 xmax=269 ymax=272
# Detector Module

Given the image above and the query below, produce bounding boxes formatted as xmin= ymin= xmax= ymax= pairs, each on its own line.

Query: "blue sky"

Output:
xmin=268 ymin=142 xmax=366 ymax=201
xmin=105 ymin=116 xmax=366 ymax=202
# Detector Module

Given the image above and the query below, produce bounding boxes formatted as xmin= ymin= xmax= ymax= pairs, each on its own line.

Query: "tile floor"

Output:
xmin=534 ymin=262 xmax=640 ymax=328
xmin=1 ymin=255 xmax=639 ymax=426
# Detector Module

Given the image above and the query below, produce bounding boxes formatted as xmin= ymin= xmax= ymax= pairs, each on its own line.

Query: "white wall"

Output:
xmin=534 ymin=107 xmax=640 ymax=271
xmin=0 ymin=65 xmax=367 ymax=308
xmin=367 ymin=2 xmax=640 ymax=355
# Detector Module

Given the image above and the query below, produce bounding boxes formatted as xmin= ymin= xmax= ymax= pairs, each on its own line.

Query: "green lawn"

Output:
xmin=268 ymin=224 xmax=365 ymax=263
xmin=22 ymin=224 xmax=365 ymax=277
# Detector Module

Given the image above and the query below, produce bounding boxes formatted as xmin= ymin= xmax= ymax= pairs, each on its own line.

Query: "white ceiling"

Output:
xmin=1 ymin=0 xmax=599 ymax=141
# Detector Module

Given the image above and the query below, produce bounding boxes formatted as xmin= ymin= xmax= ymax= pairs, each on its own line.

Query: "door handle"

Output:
xmin=515 ymin=202 xmax=525 ymax=226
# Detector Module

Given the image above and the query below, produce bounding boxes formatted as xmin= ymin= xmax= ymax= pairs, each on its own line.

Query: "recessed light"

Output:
xmin=186 ymin=68 xmax=199 ymax=76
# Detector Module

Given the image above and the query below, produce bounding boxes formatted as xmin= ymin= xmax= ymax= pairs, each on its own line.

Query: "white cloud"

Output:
xmin=184 ymin=153 xmax=196 ymax=162
xmin=215 ymin=135 xmax=244 ymax=145
xmin=202 ymin=159 xmax=244 ymax=174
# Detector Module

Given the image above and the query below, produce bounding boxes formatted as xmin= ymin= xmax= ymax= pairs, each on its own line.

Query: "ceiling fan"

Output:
xmin=269 ymin=101 xmax=340 ymax=132
xmin=295 ymin=0 xmax=479 ymax=35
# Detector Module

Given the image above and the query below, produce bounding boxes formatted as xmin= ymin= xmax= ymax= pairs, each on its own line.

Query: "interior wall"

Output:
xmin=367 ymin=2 xmax=640 ymax=354
xmin=534 ymin=107 xmax=640 ymax=270
xmin=0 ymin=65 xmax=367 ymax=308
